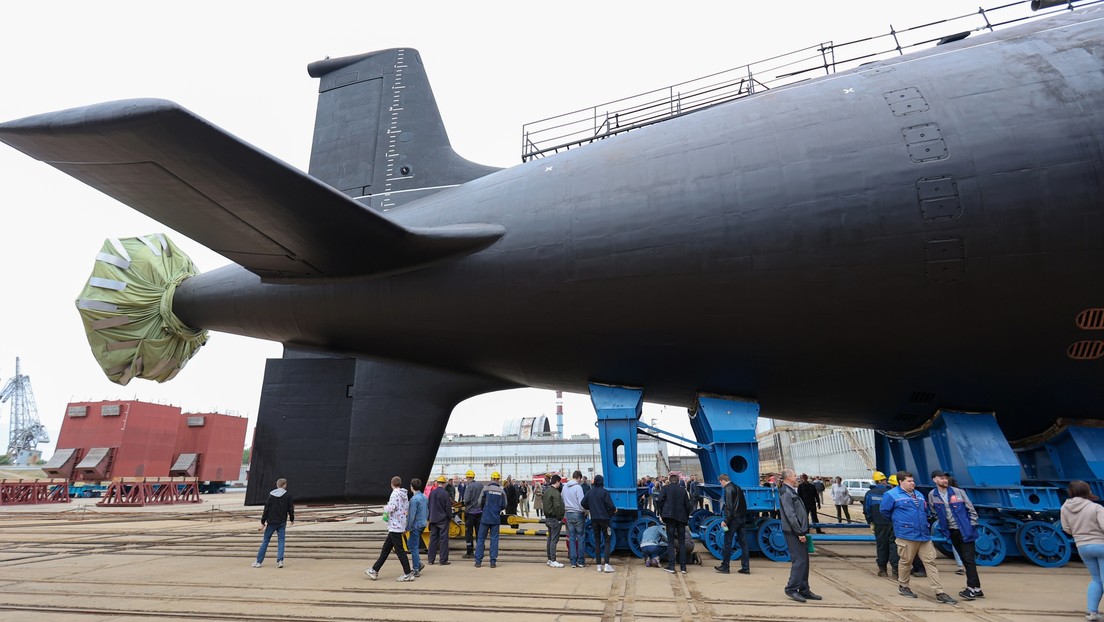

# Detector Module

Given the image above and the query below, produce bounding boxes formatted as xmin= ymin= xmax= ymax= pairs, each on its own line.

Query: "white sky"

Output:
xmin=0 ymin=0 xmax=1007 ymax=457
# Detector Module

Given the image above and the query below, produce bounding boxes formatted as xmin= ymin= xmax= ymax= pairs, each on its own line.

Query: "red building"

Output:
xmin=172 ymin=412 xmax=248 ymax=482
xmin=43 ymin=400 xmax=246 ymax=484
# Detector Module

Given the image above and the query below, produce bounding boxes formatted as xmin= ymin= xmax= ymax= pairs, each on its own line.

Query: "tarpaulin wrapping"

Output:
xmin=76 ymin=234 xmax=208 ymax=385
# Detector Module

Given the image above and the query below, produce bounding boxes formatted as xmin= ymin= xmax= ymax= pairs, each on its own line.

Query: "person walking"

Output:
xmin=534 ymin=478 xmax=545 ymax=518
xmin=543 ymin=474 xmax=565 ymax=568
xmin=582 ymin=474 xmax=616 ymax=573
xmin=797 ymin=474 xmax=823 ymax=534
xmin=253 ymin=477 xmax=294 ymax=568
xmin=880 ymin=471 xmax=956 ymax=604
xmin=655 ymin=473 xmax=693 ymax=574
xmin=714 ymin=473 xmax=750 ymax=575
xmin=863 ymin=471 xmax=900 ymax=577
xmin=475 ymin=471 xmax=506 ymax=568
xmin=519 ymin=481 xmax=530 ymax=517
xmin=1060 ymin=480 xmax=1104 ymax=622
xmin=928 ymin=469 xmax=983 ymax=600
xmin=778 ymin=469 xmax=821 ymax=603
xmin=427 ymin=474 xmax=453 ymax=566
xmin=406 ymin=478 xmax=428 ymax=576
xmin=563 ymin=470 xmax=587 ymax=568
xmin=831 ymin=477 xmax=852 ymax=523
xmin=366 ymin=476 xmax=415 ymax=582
xmin=461 ymin=469 xmax=483 ymax=559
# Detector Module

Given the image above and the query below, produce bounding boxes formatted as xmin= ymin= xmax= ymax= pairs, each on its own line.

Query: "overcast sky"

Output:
xmin=1 ymin=1 xmax=1032 ymax=457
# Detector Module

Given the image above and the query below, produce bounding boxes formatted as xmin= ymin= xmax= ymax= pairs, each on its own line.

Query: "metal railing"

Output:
xmin=520 ymin=0 xmax=1100 ymax=162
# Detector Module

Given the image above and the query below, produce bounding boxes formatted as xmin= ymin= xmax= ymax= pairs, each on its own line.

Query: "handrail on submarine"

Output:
xmin=520 ymin=0 xmax=1102 ymax=162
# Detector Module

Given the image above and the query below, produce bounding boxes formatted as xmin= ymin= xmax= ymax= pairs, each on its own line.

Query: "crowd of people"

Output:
xmin=249 ymin=469 xmax=1104 ymax=619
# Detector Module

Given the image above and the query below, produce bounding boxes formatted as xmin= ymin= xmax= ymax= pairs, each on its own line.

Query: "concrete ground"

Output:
xmin=0 ymin=491 xmax=1092 ymax=621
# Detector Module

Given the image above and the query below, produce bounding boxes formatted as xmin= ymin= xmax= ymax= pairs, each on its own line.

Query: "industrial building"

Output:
xmin=758 ymin=420 xmax=877 ymax=479
xmin=431 ymin=414 xmax=669 ymax=482
xmin=43 ymin=400 xmax=247 ymax=486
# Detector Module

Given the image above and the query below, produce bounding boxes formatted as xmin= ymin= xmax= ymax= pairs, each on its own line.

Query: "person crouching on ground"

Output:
xmin=366 ymin=476 xmax=416 ymax=582
xmin=640 ymin=523 xmax=668 ymax=567
xmin=253 ymin=477 xmax=294 ymax=568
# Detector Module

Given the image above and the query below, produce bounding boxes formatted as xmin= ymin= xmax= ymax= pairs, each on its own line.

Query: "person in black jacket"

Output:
xmin=504 ymin=476 xmax=520 ymax=516
xmin=582 ymin=474 xmax=617 ymax=573
xmin=655 ymin=473 xmax=694 ymax=574
xmin=797 ymin=474 xmax=824 ymax=534
xmin=714 ymin=473 xmax=750 ymax=574
xmin=253 ymin=478 xmax=294 ymax=568
xmin=427 ymin=474 xmax=454 ymax=565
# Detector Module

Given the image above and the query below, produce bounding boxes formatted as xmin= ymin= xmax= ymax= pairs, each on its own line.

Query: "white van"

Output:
xmin=842 ymin=479 xmax=875 ymax=503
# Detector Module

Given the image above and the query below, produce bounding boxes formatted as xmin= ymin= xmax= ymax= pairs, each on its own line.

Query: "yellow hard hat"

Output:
xmin=872 ymin=471 xmax=886 ymax=482
xmin=888 ymin=474 xmax=898 ymax=486
xmin=491 ymin=471 xmax=501 ymax=480
xmin=436 ymin=475 xmax=447 ymax=483
xmin=465 ymin=470 xmax=476 ymax=478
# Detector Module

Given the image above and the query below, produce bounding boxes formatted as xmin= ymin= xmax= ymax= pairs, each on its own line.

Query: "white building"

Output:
xmin=431 ymin=415 xmax=669 ymax=481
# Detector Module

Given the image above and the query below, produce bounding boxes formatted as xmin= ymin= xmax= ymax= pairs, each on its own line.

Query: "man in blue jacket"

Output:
xmin=863 ymin=471 xmax=899 ymax=578
xmin=475 ymin=471 xmax=506 ymax=568
xmin=880 ymin=471 xmax=956 ymax=604
xmin=928 ymin=469 xmax=983 ymax=600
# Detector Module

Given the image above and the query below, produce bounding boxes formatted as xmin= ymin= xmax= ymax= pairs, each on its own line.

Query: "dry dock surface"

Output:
xmin=0 ymin=492 xmax=1090 ymax=621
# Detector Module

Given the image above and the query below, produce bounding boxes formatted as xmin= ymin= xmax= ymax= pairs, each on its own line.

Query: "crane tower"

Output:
xmin=1 ymin=357 xmax=49 ymax=464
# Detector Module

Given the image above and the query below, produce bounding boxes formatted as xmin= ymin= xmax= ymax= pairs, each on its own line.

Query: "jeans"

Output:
xmin=407 ymin=527 xmax=424 ymax=569
xmin=592 ymin=519 xmax=611 ymax=565
xmin=475 ymin=522 xmax=499 ymax=563
xmin=255 ymin=522 xmax=286 ymax=563
xmin=719 ymin=519 xmax=749 ymax=570
xmin=642 ymin=544 xmax=667 ymax=559
xmin=546 ymin=517 xmax=563 ymax=561
xmin=665 ymin=520 xmax=688 ymax=570
xmin=566 ymin=511 xmax=587 ymax=566
xmin=1080 ymin=543 xmax=1104 ymax=614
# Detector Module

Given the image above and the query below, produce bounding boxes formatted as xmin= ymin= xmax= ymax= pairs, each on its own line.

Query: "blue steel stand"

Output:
xmin=877 ymin=410 xmax=1071 ymax=567
xmin=1015 ymin=423 xmax=1104 ymax=501
xmin=587 ymin=383 xmax=649 ymax=558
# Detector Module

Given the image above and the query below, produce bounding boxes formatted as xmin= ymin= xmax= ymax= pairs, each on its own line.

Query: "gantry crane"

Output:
xmin=1 ymin=357 xmax=49 ymax=464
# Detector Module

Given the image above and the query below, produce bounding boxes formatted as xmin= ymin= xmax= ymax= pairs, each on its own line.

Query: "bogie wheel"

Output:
xmin=930 ymin=520 xmax=955 ymax=559
xmin=628 ymin=515 xmax=661 ymax=558
xmin=757 ymin=518 xmax=791 ymax=562
xmin=703 ymin=517 xmax=742 ymax=561
xmin=1016 ymin=520 xmax=1071 ymax=567
xmin=584 ymin=518 xmax=618 ymax=558
xmin=972 ymin=520 xmax=1007 ymax=567
xmin=689 ymin=508 xmax=714 ymax=535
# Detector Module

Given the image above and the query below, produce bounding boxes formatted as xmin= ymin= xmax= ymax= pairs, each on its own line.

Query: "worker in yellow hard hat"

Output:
xmin=461 ymin=469 xmax=483 ymax=558
xmin=864 ymin=471 xmax=900 ymax=578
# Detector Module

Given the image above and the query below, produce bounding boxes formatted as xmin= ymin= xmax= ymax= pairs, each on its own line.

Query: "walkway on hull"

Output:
xmin=0 ymin=493 xmax=1091 ymax=621
xmin=520 ymin=0 xmax=1103 ymax=162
